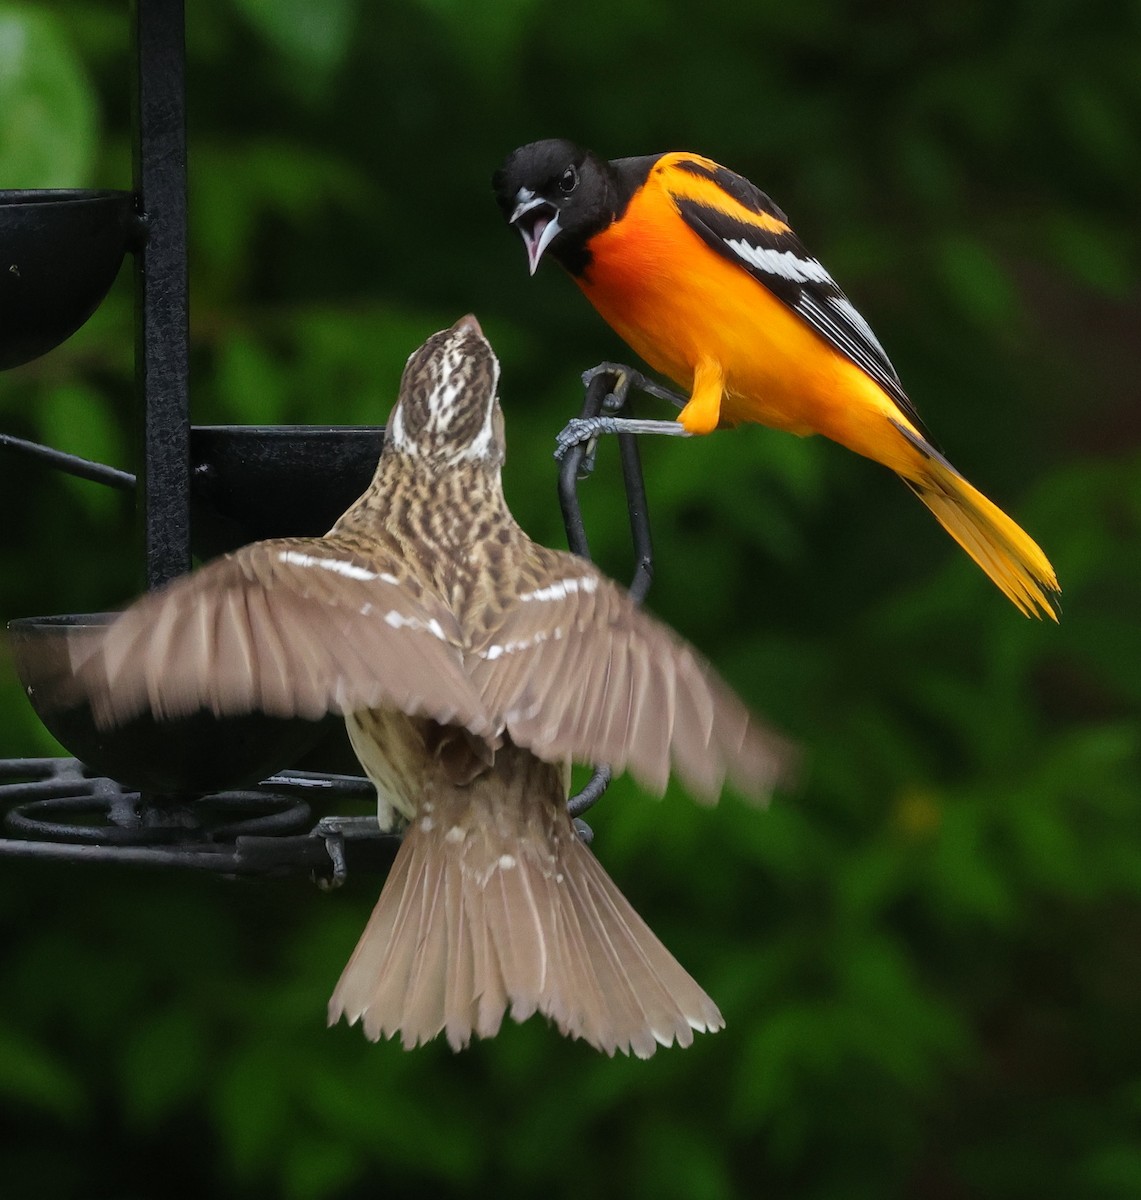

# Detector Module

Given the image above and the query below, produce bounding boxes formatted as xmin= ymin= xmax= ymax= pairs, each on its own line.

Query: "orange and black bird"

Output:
xmin=493 ymin=139 xmax=1060 ymax=619
xmin=58 ymin=316 xmax=793 ymax=1057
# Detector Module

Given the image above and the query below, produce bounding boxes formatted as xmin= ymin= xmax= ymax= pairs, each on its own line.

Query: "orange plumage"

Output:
xmin=495 ymin=142 xmax=1060 ymax=619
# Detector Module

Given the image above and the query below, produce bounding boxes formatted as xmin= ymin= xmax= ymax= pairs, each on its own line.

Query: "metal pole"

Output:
xmin=132 ymin=0 xmax=190 ymax=588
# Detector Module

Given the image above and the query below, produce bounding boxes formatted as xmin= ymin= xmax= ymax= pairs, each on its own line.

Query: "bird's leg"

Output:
xmin=568 ymin=764 xmax=611 ymax=819
xmin=556 ymin=364 xmax=692 ymax=469
xmin=566 ymin=764 xmax=611 ymax=839
xmin=676 ymin=357 xmax=724 ymax=434
xmin=581 ymin=363 xmax=687 ymax=413
xmin=555 ymin=417 xmax=693 ymax=464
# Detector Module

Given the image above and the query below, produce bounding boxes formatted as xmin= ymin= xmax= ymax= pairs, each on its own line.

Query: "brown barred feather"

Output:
xmin=328 ymin=742 xmax=722 ymax=1056
xmin=48 ymin=316 xmax=793 ymax=1057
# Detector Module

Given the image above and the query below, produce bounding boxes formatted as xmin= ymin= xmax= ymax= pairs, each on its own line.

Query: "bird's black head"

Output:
xmin=492 ymin=139 xmax=618 ymax=276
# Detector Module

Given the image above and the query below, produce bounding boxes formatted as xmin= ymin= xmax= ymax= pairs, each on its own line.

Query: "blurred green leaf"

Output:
xmin=935 ymin=234 xmax=1021 ymax=326
xmin=282 ymin=1135 xmax=359 ymax=1200
xmin=0 ymin=4 xmax=98 ymax=185
xmin=191 ymin=141 xmax=370 ymax=298
xmin=1081 ymin=1146 xmax=1141 ymax=1199
xmin=120 ymin=1007 xmax=209 ymax=1129
xmin=414 ymin=0 xmax=544 ymax=72
xmin=213 ymin=1041 xmax=293 ymax=1180
xmin=0 ymin=1024 xmax=84 ymax=1121
xmin=1041 ymin=212 xmax=1135 ymax=296
xmin=232 ymin=0 xmax=358 ymax=76
xmin=38 ymin=381 xmax=126 ymax=519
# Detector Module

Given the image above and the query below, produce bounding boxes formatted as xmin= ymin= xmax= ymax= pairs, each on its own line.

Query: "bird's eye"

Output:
xmin=558 ymin=165 xmax=578 ymax=194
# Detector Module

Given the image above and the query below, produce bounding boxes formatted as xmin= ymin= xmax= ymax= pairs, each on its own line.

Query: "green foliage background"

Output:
xmin=1 ymin=0 xmax=1139 ymax=1195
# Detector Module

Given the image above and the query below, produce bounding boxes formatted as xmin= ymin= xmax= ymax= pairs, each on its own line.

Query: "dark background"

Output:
xmin=1 ymin=0 xmax=1139 ymax=1196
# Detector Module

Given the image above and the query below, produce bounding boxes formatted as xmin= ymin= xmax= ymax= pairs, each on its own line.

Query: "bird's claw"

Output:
xmin=581 ymin=363 xmax=644 ymax=414
xmin=560 ymin=364 xmax=690 ymax=474
xmin=554 ymin=416 xmax=618 ymax=471
xmin=581 ymin=362 xmax=686 ymax=412
xmin=554 ymin=415 xmax=692 ymax=470
xmin=582 ymin=362 xmax=630 ymax=387
xmin=314 ymin=823 xmax=348 ymax=890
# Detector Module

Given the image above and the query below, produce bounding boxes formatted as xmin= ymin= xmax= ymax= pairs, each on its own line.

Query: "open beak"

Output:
xmin=509 ymin=194 xmax=561 ymax=276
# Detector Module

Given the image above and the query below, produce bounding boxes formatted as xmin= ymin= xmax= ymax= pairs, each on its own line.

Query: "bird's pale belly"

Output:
xmin=345 ymin=707 xmax=427 ymax=830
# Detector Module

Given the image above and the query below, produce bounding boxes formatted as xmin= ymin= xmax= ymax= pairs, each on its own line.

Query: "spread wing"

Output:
xmin=466 ymin=546 xmax=794 ymax=804
xmin=54 ymin=530 xmax=793 ymax=804
xmin=63 ymin=537 xmax=495 ymax=737
xmin=666 ymin=155 xmax=924 ymax=433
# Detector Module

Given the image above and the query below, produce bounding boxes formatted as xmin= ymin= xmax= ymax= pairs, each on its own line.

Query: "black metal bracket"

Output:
xmin=0 ymin=431 xmax=136 ymax=490
xmin=558 ymin=366 xmax=655 ymax=604
xmin=133 ymin=0 xmax=191 ymax=589
xmin=0 ymin=758 xmax=397 ymax=882
xmin=558 ymin=367 xmax=656 ymax=827
xmin=0 ymin=2 xmax=663 ymax=876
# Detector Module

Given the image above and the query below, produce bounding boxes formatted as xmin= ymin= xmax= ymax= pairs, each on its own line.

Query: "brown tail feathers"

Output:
xmin=327 ymin=745 xmax=722 ymax=1058
xmin=893 ymin=422 xmax=1060 ymax=620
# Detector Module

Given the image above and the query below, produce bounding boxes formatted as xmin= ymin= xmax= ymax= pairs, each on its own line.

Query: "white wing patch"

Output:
xmin=725 ymin=240 xmax=835 ymax=286
xmin=278 ymin=549 xmax=396 ymax=583
xmin=383 ymin=611 xmax=448 ymax=640
xmin=479 ymin=626 xmax=566 ymax=662
xmin=518 ymin=576 xmax=598 ymax=603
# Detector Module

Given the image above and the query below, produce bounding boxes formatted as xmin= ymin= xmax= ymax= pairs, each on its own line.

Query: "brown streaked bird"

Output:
xmin=59 ymin=315 xmax=794 ymax=1058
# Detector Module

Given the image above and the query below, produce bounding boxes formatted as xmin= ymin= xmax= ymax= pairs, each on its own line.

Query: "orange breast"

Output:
xmin=575 ymin=168 xmax=914 ymax=470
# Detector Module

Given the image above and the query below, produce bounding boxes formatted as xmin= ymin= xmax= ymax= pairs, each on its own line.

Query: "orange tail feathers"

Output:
xmin=893 ymin=422 xmax=1060 ymax=620
xmin=327 ymin=758 xmax=723 ymax=1057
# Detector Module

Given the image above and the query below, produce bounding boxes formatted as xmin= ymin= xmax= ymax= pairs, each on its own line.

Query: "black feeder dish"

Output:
xmin=0 ymin=189 xmax=141 ymax=370
xmin=0 ymin=0 xmax=651 ymax=879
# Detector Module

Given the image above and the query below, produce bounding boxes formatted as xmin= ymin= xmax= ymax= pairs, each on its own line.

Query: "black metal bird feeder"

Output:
xmin=0 ymin=0 xmax=655 ymax=880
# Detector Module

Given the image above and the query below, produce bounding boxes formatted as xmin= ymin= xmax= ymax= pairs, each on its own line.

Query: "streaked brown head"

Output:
xmin=386 ymin=314 xmax=504 ymax=468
